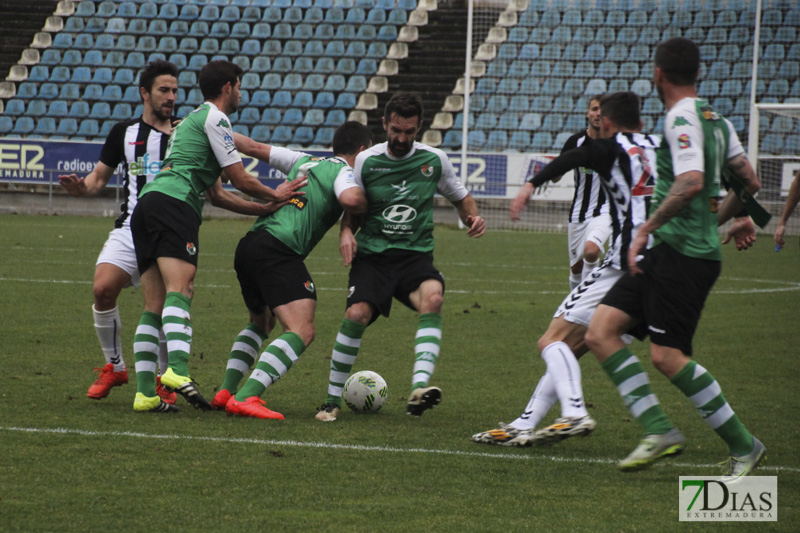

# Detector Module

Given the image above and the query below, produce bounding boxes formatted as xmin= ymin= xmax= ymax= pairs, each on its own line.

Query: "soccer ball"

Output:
xmin=342 ymin=370 xmax=388 ymax=413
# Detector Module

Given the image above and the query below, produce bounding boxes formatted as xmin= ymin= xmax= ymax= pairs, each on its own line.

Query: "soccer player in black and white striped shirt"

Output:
xmin=475 ymin=92 xmax=660 ymax=447
xmin=59 ymin=60 xmax=179 ymax=402
xmin=522 ymin=96 xmax=613 ymax=290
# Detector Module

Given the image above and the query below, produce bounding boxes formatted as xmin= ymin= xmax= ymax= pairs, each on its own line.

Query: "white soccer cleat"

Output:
xmin=532 ymin=415 xmax=597 ymax=447
xmin=720 ymin=437 xmax=767 ymax=483
xmin=406 ymin=386 xmax=441 ymax=417
xmin=472 ymin=422 xmax=535 ymax=447
xmin=617 ymin=428 xmax=686 ymax=472
xmin=315 ymin=403 xmax=341 ymax=422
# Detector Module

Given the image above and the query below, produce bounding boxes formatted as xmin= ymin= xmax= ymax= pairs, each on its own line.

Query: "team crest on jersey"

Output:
xmin=672 ymin=116 xmax=691 ymax=128
xmin=420 ymin=165 xmax=434 ymax=177
xmin=304 ymin=280 xmax=315 ymax=293
xmin=700 ymin=106 xmax=719 ymax=121
xmin=677 ymin=133 xmax=691 ymax=149
xmin=186 ymin=242 xmax=197 ymax=255
xmin=347 ymin=286 xmax=355 ymax=298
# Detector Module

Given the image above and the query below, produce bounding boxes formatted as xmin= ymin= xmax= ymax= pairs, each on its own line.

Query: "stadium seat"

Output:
xmin=271 ymin=126 xmax=292 ymax=144
xmin=125 ymin=52 xmax=145 ymax=69
xmin=78 ymin=119 xmax=99 ymax=138
xmin=111 ymin=103 xmax=132 ymax=120
xmin=271 ymin=90 xmax=292 ymax=108
xmin=531 ymin=132 xmax=553 ymax=151
xmin=631 ymin=79 xmax=652 ymax=97
xmin=313 ymin=92 xmax=335 ymax=109
xmin=250 ymin=125 xmax=270 ymax=143
xmin=31 ymin=117 xmax=55 ymax=137
xmin=26 ymin=100 xmax=47 ymax=116
xmin=334 ymin=93 xmax=356 ymax=109
xmin=442 ymin=130 xmax=462 ymax=149
xmin=12 ymin=117 xmax=34 ymax=135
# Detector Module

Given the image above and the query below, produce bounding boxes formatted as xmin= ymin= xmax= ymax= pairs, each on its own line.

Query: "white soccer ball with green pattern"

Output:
xmin=343 ymin=371 xmax=388 ymax=413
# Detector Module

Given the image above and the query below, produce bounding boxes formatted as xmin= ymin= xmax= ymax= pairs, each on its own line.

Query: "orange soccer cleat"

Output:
xmin=225 ymin=396 xmax=284 ymax=420
xmin=87 ymin=364 xmax=129 ymax=399
xmin=156 ymin=376 xmax=178 ymax=405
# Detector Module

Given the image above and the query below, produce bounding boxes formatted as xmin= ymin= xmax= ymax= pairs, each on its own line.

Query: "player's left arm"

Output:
xmin=436 ymin=152 xmax=485 ymax=237
xmin=233 ymin=132 xmax=271 ymax=162
xmin=452 ymin=194 xmax=485 ymax=238
xmin=206 ymin=178 xmax=286 ymax=217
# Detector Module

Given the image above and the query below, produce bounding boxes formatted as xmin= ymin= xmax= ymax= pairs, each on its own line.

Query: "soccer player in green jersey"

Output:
xmin=585 ymin=38 xmax=766 ymax=480
xmin=316 ymin=92 xmax=486 ymax=421
xmin=130 ymin=60 xmax=305 ymax=413
xmin=208 ymin=121 xmax=373 ymax=419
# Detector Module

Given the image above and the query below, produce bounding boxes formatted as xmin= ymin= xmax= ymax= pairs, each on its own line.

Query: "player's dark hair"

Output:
xmin=333 ymin=121 xmax=373 ymax=156
xmin=198 ymin=60 xmax=243 ymax=100
xmin=655 ymin=37 xmax=700 ymax=86
xmin=599 ymin=92 xmax=641 ymax=130
xmin=588 ymin=94 xmax=605 ymax=106
xmin=139 ymin=60 xmax=178 ymax=94
xmin=383 ymin=92 xmax=424 ymax=125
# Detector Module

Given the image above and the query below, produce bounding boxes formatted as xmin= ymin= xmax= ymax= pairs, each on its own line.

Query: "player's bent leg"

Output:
xmin=213 ymin=311 xmax=271 ymax=409
xmin=407 ymin=280 xmax=444 ymax=417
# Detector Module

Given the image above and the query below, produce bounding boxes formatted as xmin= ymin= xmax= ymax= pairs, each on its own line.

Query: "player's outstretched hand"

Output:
xmin=465 ymin=215 xmax=485 ymax=238
xmin=58 ymin=174 xmax=87 ymax=197
xmin=627 ymin=228 xmax=649 ymax=275
xmin=773 ymin=222 xmax=786 ymax=250
xmin=340 ymin=226 xmax=357 ymax=266
xmin=723 ymin=217 xmax=757 ymax=251
xmin=510 ymin=182 xmax=534 ymax=221
xmin=274 ymin=176 xmax=308 ymax=202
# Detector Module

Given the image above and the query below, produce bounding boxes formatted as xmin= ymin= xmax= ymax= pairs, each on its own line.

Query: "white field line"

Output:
xmin=1 ymin=276 xmax=799 ymax=295
xmin=1 ymin=426 xmax=796 ymax=473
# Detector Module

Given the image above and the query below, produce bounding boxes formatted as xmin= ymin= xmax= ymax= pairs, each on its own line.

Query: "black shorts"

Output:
xmin=131 ymin=191 xmax=201 ymax=273
xmin=600 ymin=243 xmax=720 ymax=356
xmin=234 ymin=230 xmax=317 ymax=314
xmin=347 ymin=250 xmax=445 ymax=324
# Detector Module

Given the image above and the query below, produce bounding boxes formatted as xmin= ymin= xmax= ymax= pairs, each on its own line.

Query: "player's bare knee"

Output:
xmin=420 ymin=292 xmax=443 ymax=314
xmin=345 ymin=303 xmax=372 ymax=325
xmin=291 ymin=324 xmax=315 ymax=347
xmin=92 ymin=284 xmax=119 ymax=309
xmin=583 ymin=326 xmax=603 ymax=354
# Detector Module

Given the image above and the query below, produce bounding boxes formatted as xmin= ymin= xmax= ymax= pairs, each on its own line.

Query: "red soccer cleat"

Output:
xmin=211 ymin=389 xmax=233 ymax=410
xmin=225 ymin=396 xmax=284 ymax=420
xmin=87 ymin=364 xmax=128 ymax=399
xmin=156 ymin=376 xmax=178 ymax=405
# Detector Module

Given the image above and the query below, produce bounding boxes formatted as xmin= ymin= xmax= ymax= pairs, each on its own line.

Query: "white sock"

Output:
xmin=510 ymin=372 xmax=558 ymax=430
xmin=541 ymin=341 xmax=588 ymax=418
xmin=93 ymin=305 xmax=124 ymax=371
xmin=582 ymin=258 xmax=599 ymax=281
xmin=569 ymin=271 xmax=581 ymax=290
xmin=157 ymin=329 xmax=169 ymax=376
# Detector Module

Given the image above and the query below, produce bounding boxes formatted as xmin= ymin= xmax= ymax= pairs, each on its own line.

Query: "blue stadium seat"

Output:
xmin=99 ymin=120 xmax=115 ymax=138
xmin=284 ymin=6 xmax=304 ymax=23
xmin=4 ymin=99 xmax=25 ymax=116
xmin=303 ymin=74 xmax=325 ymax=91
xmin=498 ymin=111 xmax=518 ymax=130
xmin=356 ymin=24 xmax=377 ymax=40
xmin=12 ymin=117 xmax=34 ymax=135
xmin=0 ymin=116 xmax=13 ymax=135
xmin=314 ymin=92 xmax=335 ymax=109
xmin=334 ymin=93 xmax=356 ymax=109
xmin=260 ymin=108 xmax=281 ymax=125
xmin=38 ymin=83 xmax=59 ymax=100
xmin=303 ymin=109 xmax=325 ymax=126
xmin=138 ymin=2 xmax=157 ymax=18
xmin=467 ymin=131 xmax=486 ymax=150
xmin=73 ymin=33 xmax=94 ymax=49
xmin=272 ymin=91 xmax=293 ymax=108
xmin=271 ymin=126 xmax=292 ymax=144
xmin=269 ymin=57 xmax=291 ymax=73
xmin=240 ymin=40 xmax=262 ymax=56
xmin=25 ymin=99 xmax=46 ymax=117
xmin=251 ymin=125 xmax=271 ymax=143
xmin=251 ymin=90 xmax=271 ymax=108
xmin=564 ymin=114 xmax=585 ymax=132
xmin=325 ymin=109 xmax=346 ymax=126
xmin=40 ymin=49 xmax=61 ymax=66
xmin=442 ymin=130 xmax=462 ymax=149
xmin=531 ymin=132 xmax=553 ymax=151
xmin=313 ymin=127 xmax=335 ymax=146
xmin=78 ymin=119 xmax=99 ymax=138
xmin=71 ymin=67 xmax=92 ymax=84
xmin=114 ymin=1 xmax=134 ymax=17
xmin=584 ymin=44 xmax=605 ymax=61
xmin=387 ymin=9 xmax=407 ymax=25
xmin=761 ymin=134 xmax=784 ymax=154
xmin=541 ymin=115 xmax=564 ymax=132
xmin=199 ymin=5 xmax=219 ymax=21
xmin=607 ymin=44 xmax=628 ymax=62
xmin=282 ymin=73 xmax=303 ymax=91
xmin=62 ymin=50 xmax=83 ymax=66
xmin=491 ymin=60 xmax=511 ymax=77
xmin=184 ymin=88 xmax=202 ymax=106
xmin=54 ymin=117 xmax=78 ymax=138
xmin=314 ymin=57 xmax=335 ymax=74
xmin=356 ymin=59 xmax=377 ymax=75
xmin=237 ymin=108 xmax=260 ymax=125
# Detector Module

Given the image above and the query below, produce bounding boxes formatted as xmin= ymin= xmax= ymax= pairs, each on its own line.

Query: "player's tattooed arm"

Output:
xmin=725 ymin=154 xmax=761 ymax=195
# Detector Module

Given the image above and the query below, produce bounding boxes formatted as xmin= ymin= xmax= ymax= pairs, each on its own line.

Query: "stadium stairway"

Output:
xmin=370 ymin=0 xmax=502 ymax=143
xmin=0 ymin=0 xmax=60 ymax=79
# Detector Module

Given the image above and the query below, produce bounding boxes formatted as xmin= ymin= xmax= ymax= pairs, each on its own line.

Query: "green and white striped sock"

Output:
xmin=236 ymin=332 xmax=306 ymax=400
xmin=601 ymin=348 xmax=674 ymax=435
xmin=162 ymin=292 xmax=192 ymax=377
xmin=133 ymin=311 xmax=161 ymax=397
xmin=220 ymin=323 xmax=267 ymax=394
xmin=325 ymin=318 xmax=366 ymax=406
xmin=412 ymin=313 xmax=441 ymax=390
xmin=672 ymin=361 xmax=754 ymax=456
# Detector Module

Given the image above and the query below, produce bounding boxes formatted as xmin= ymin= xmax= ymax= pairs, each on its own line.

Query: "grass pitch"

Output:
xmin=0 ymin=213 xmax=797 ymax=532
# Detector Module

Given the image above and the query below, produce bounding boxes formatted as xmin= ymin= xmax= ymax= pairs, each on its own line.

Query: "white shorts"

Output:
xmin=567 ymin=214 xmax=612 ymax=267
xmin=96 ymin=226 xmax=140 ymax=288
xmin=554 ymin=262 xmax=633 ymax=344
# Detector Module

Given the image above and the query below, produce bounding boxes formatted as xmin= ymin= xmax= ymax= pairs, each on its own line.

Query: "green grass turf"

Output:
xmin=0 ymin=213 xmax=797 ymax=532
